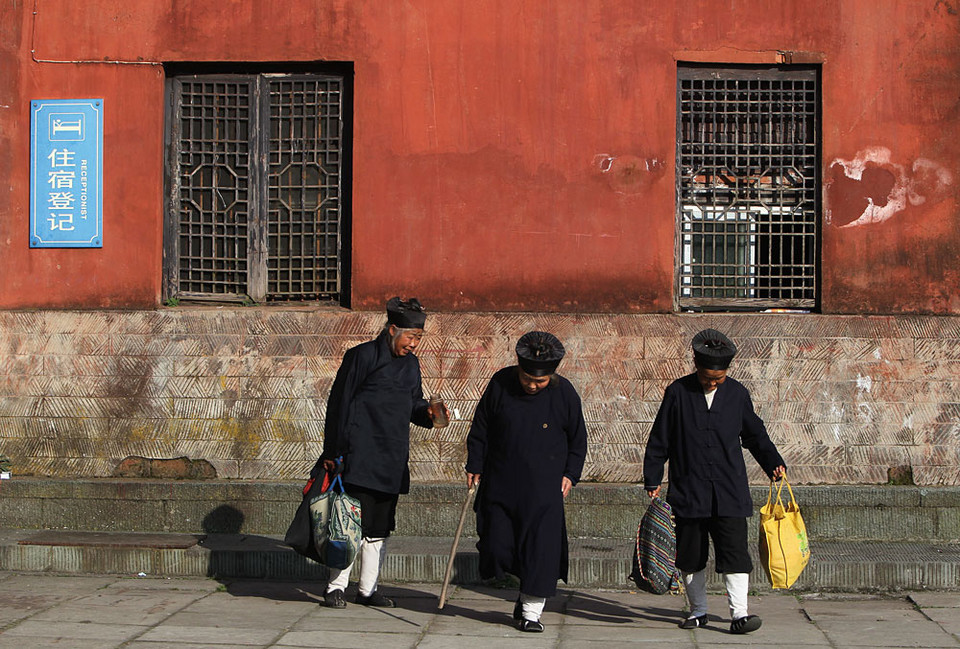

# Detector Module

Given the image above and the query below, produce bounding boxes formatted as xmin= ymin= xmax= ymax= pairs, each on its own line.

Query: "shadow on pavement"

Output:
xmin=566 ymin=589 xmax=678 ymax=625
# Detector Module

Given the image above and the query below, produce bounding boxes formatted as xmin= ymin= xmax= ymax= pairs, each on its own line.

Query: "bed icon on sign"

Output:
xmin=49 ymin=113 xmax=85 ymax=141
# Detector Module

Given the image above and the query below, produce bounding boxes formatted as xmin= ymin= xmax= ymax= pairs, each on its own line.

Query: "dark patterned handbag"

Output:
xmin=628 ymin=496 xmax=683 ymax=595
xmin=284 ymin=460 xmax=327 ymax=563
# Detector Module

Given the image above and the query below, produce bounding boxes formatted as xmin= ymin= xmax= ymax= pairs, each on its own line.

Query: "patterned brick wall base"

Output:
xmin=0 ymin=310 xmax=957 ymax=484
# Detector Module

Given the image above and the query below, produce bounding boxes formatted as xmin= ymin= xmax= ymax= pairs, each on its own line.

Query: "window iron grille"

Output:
xmin=676 ymin=66 xmax=819 ymax=310
xmin=166 ymin=72 xmax=345 ymax=303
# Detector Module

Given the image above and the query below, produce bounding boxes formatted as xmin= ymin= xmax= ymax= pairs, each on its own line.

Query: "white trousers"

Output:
xmin=520 ymin=592 xmax=546 ymax=621
xmin=326 ymin=537 xmax=386 ymax=597
xmin=682 ymin=570 xmax=750 ymax=620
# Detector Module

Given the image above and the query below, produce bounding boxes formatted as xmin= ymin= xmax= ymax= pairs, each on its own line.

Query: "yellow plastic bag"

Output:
xmin=758 ymin=475 xmax=810 ymax=588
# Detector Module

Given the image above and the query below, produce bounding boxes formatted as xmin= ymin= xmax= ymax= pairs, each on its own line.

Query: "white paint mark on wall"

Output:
xmin=829 ymin=147 xmax=905 ymax=227
xmin=827 ymin=146 xmax=953 ymax=228
xmin=856 ymin=374 xmax=873 ymax=393
xmin=829 ymin=403 xmax=845 ymax=422
xmin=595 ymin=154 xmax=615 ymax=172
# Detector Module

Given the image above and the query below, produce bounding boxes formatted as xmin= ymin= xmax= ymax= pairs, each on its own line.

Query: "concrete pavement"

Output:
xmin=0 ymin=572 xmax=958 ymax=648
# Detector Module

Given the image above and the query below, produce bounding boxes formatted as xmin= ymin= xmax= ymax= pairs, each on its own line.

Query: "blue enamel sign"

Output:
xmin=30 ymin=99 xmax=103 ymax=248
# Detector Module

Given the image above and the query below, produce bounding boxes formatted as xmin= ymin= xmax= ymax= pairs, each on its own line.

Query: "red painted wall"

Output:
xmin=1 ymin=0 xmax=957 ymax=313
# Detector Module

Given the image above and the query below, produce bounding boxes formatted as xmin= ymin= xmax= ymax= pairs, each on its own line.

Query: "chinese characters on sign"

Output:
xmin=30 ymin=99 xmax=103 ymax=248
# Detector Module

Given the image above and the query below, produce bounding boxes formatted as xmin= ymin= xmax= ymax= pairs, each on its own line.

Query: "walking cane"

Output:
xmin=438 ymin=485 xmax=476 ymax=610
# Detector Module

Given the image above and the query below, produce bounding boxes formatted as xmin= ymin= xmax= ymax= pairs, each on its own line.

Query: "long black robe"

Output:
xmin=465 ymin=367 xmax=588 ymax=597
xmin=319 ymin=330 xmax=432 ymax=495
xmin=643 ymin=373 xmax=785 ymax=518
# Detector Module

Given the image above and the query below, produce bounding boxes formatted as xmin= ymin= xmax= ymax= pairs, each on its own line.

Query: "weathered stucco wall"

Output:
xmin=0 ymin=0 xmax=957 ymax=313
xmin=0 ymin=309 xmax=957 ymax=485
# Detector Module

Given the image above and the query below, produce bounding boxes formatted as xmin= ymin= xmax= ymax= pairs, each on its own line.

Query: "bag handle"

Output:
xmin=780 ymin=474 xmax=798 ymax=508
xmin=320 ymin=456 xmax=346 ymax=494
xmin=768 ymin=473 xmax=796 ymax=519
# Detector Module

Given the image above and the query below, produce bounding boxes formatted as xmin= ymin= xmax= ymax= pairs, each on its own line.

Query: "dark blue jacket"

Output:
xmin=643 ymin=373 xmax=784 ymax=518
xmin=319 ymin=330 xmax=432 ymax=494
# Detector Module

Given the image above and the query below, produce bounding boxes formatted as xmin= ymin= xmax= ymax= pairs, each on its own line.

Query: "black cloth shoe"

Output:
xmin=730 ymin=614 xmax=762 ymax=634
xmin=513 ymin=597 xmax=522 ymax=621
xmin=355 ymin=590 xmax=396 ymax=608
xmin=518 ymin=618 xmax=544 ymax=632
xmin=323 ymin=589 xmax=347 ymax=608
xmin=679 ymin=614 xmax=708 ymax=629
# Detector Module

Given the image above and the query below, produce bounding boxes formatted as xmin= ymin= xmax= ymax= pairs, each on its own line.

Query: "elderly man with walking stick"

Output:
xmin=464 ymin=331 xmax=588 ymax=632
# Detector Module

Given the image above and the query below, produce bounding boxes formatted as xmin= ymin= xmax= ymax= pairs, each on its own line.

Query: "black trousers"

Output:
xmin=345 ymin=483 xmax=399 ymax=538
xmin=675 ymin=516 xmax=752 ymax=574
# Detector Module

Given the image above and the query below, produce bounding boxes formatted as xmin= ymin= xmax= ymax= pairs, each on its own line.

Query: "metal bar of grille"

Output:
xmin=176 ymin=78 xmax=252 ymax=296
xmin=676 ymin=67 xmax=819 ymax=310
xmin=267 ymin=76 xmax=342 ymax=301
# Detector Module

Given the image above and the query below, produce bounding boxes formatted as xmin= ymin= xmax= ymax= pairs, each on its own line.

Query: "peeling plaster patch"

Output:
xmin=902 ymin=414 xmax=914 ymax=431
xmin=873 ymin=348 xmax=882 ymax=360
xmin=595 ymin=154 xmax=615 ymax=172
xmin=595 ymin=153 xmax=665 ymax=195
xmin=826 ymin=147 xmax=953 ymax=228
xmin=909 ymin=158 xmax=953 ymax=204
xmin=856 ymin=374 xmax=873 ymax=393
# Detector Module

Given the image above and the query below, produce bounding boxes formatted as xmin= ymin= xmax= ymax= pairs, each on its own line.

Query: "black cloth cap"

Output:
xmin=516 ymin=331 xmax=565 ymax=376
xmin=386 ymin=297 xmax=427 ymax=329
xmin=692 ymin=329 xmax=737 ymax=370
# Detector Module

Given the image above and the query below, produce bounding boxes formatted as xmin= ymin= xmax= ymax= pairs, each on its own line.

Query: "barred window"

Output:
xmin=676 ymin=65 xmax=820 ymax=311
xmin=163 ymin=68 xmax=350 ymax=304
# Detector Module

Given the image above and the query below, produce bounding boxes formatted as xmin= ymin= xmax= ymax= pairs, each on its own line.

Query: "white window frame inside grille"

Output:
xmin=680 ymin=206 xmax=758 ymax=298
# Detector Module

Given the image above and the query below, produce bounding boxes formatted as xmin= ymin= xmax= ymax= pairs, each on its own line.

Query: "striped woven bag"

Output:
xmin=629 ymin=496 xmax=683 ymax=595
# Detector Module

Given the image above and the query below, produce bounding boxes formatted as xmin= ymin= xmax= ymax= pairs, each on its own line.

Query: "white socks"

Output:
xmin=325 ymin=537 xmax=387 ymax=597
xmin=520 ymin=593 xmax=546 ymax=621
xmin=682 ymin=570 xmax=750 ymax=620
xmin=724 ymin=572 xmax=750 ymax=620
xmin=358 ymin=537 xmax=386 ymax=596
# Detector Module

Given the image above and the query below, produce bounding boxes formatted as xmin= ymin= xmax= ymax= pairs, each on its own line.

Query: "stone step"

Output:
xmin=2 ymin=529 xmax=958 ymax=592
xmin=3 ymin=479 xmax=959 ymax=543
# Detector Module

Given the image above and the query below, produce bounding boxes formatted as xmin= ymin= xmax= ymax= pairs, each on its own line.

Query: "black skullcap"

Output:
xmin=516 ymin=331 xmax=565 ymax=376
xmin=692 ymin=329 xmax=737 ymax=370
xmin=386 ymin=297 xmax=427 ymax=329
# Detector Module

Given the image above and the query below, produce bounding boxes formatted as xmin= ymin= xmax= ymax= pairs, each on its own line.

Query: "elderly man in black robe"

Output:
xmin=643 ymin=329 xmax=786 ymax=635
xmin=465 ymin=331 xmax=588 ymax=632
xmin=319 ymin=297 xmax=446 ymax=609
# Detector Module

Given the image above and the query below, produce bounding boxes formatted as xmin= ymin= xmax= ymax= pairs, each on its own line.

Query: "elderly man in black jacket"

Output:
xmin=643 ymin=329 xmax=785 ymax=635
xmin=319 ymin=297 xmax=446 ymax=609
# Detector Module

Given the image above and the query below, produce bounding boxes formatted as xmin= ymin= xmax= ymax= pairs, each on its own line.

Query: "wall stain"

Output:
xmin=826 ymin=147 xmax=953 ymax=228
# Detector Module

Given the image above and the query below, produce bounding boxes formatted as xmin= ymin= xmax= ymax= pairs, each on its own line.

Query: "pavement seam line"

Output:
xmin=0 ymin=572 xmax=116 ymax=634
xmin=114 ymin=577 xmax=225 ymax=648
xmin=415 ymin=584 xmax=454 ymax=645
